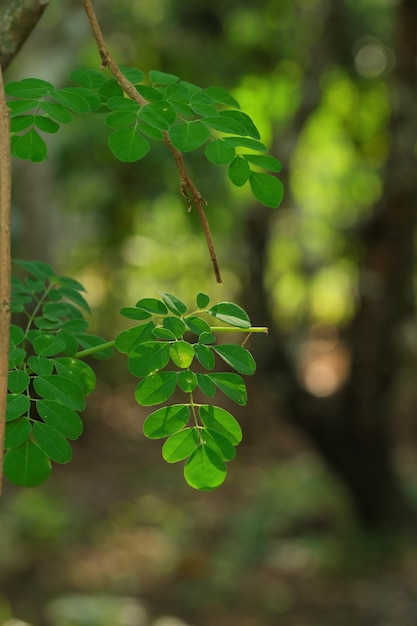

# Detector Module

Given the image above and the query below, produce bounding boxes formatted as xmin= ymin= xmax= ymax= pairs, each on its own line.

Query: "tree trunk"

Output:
xmin=244 ymin=0 xmax=417 ymax=530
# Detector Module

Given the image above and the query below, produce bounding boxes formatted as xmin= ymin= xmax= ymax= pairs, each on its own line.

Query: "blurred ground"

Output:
xmin=1 ymin=377 xmax=417 ymax=626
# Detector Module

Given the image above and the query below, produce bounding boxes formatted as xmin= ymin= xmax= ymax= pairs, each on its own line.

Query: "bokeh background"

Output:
xmin=2 ymin=0 xmax=417 ymax=624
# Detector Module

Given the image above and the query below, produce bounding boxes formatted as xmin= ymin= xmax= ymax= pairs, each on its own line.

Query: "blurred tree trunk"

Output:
xmin=245 ymin=0 xmax=417 ymax=530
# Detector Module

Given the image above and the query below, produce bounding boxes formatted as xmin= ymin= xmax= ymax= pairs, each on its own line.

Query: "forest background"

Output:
xmin=2 ymin=0 xmax=417 ymax=625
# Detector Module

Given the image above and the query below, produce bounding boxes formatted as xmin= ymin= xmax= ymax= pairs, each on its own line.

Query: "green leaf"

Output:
xmin=50 ymin=88 xmax=90 ymax=113
xmin=33 ymin=374 xmax=85 ymax=411
xmin=105 ymin=111 xmax=138 ymax=129
xmin=49 ymin=286 xmax=90 ymax=312
xmin=107 ymin=97 xmax=141 ymax=112
xmin=128 ymin=341 xmax=171 ymax=377
xmin=135 ymin=298 xmax=168 ymax=315
xmin=63 ymin=87 xmax=101 ymax=110
xmin=170 ymin=101 xmax=194 ymax=118
xmin=37 ymin=399 xmax=83 ymax=439
xmin=10 ymin=115 xmax=34 ymax=132
xmin=198 ymin=332 xmax=216 ymax=345
xmin=71 ymin=68 xmax=108 ymax=89
xmin=99 ymin=79 xmax=123 ymax=100
xmin=120 ymin=307 xmax=152 ymax=321
xmin=202 ymin=116 xmax=247 ymax=136
xmin=162 ymin=428 xmax=199 ymax=463
xmin=207 ymin=302 xmax=251 ymax=328
xmin=53 ymin=357 xmax=96 ymax=396
xmin=108 ymin=127 xmax=150 ymax=162
xmin=139 ymin=101 xmax=176 ymax=130
xmin=10 ymin=324 xmax=24 ymax=346
xmin=7 ymin=370 xmax=30 ymax=394
xmin=4 ymin=441 xmax=51 ymax=487
xmin=39 ymin=101 xmax=73 ymax=123
xmin=115 ymin=321 xmax=155 ymax=353
xmin=196 ymin=292 xmax=210 ymax=308
xmin=223 ymin=136 xmax=267 ymax=151
xmin=204 ymin=86 xmax=240 ymax=108
xmin=5 ymin=418 xmax=32 ymax=449
xmin=163 ymin=317 xmax=186 ymax=338
xmin=170 ymin=341 xmax=194 ymax=368
xmin=34 ymin=115 xmax=60 ymax=133
xmin=208 ymin=373 xmax=247 ymax=405
xmin=5 ymin=78 xmax=52 ymax=98
xmin=177 ymin=370 xmax=198 ymax=393
xmin=228 ymin=156 xmax=251 ymax=186
xmin=220 ymin=110 xmax=260 ymax=139
xmin=184 ymin=316 xmax=211 ymax=335
xmin=194 ymin=344 xmax=215 ymax=370
xmin=120 ymin=67 xmax=144 ymax=83
xmin=203 ymin=428 xmax=236 ymax=461
xmin=75 ymin=334 xmax=113 ymax=359
xmin=137 ymin=121 xmax=164 ymax=140
xmin=14 ymin=259 xmax=54 ymax=280
xmin=33 ymin=422 xmax=72 ymax=463
xmin=190 ymin=93 xmax=218 ymax=117
xmin=199 ymin=405 xmax=242 ymax=445
xmin=184 ymin=445 xmax=226 ymax=490
xmin=166 ymin=83 xmax=190 ymax=102
xmin=33 ymin=333 xmax=66 ymax=357
xmin=27 ymin=355 xmax=54 ymax=375
xmin=12 ymin=129 xmax=47 ymax=162
xmin=6 ymin=394 xmax=30 ymax=421
xmin=205 ymin=139 xmax=235 ymax=165
xmin=160 ymin=292 xmax=187 ymax=316
xmin=196 ymin=373 xmax=216 ymax=397
xmin=8 ymin=99 xmax=37 ymax=115
xmin=152 ymin=327 xmax=177 ymax=341
xmin=143 ymin=404 xmax=190 ymax=439
xmin=135 ymin=372 xmax=178 ymax=406
xmin=212 ymin=344 xmax=256 ymax=375
xmin=135 ymin=85 xmax=164 ymax=101
xmin=249 ymin=172 xmax=284 ymax=208
xmin=169 ymin=121 xmax=210 ymax=152
xmin=243 ymin=154 xmax=282 ymax=172
xmin=149 ymin=70 xmax=179 ymax=85
xmin=8 ymin=345 xmax=26 ymax=368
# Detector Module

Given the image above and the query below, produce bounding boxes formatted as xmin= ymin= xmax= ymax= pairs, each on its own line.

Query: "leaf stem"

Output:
xmin=0 ymin=62 xmax=11 ymax=497
xmin=209 ymin=326 xmax=268 ymax=333
xmin=74 ymin=340 xmax=115 ymax=359
xmin=80 ymin=0 xmax=223 ymax=285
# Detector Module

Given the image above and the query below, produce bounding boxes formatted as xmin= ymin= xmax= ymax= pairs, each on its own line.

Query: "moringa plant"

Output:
xmin=0 ymin=0 xmax=282 ymax=493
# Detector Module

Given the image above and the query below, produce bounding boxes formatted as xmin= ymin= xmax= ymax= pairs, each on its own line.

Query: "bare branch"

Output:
xmin=81 ymin=0 xmax=223 ymax=284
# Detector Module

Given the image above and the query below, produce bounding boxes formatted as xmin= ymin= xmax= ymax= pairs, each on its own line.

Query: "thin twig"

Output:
xmin=80 ymin=0 xmax=223 ymax=284
xmin=0 ymin=62 xmax=12 ymax=497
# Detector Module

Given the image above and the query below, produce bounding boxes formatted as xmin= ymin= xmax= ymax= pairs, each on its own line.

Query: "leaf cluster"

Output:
xmin=115 ymin=292 xmax=256 ymax=489
xmin=5 ymin=68 xmax=283 ymax=208
xmin=6 ymin=261 xmax=111 ymax=487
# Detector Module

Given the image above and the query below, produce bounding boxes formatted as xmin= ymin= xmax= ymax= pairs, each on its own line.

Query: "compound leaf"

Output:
xmin=7 ymin=370 xmax=30 ymax=394
xmin=115 ymin=321 xmax=155 ymax=354
xmin=33 ymin=333 xmax=66 ymax=357
xmin=5 ymin=78 xmax=52 ymax=98
xmin=177 ymin=370 xmax=197 ymax=393
xmin=6 ymin=394 xmax=30 ymax=421
xmin=205 ymin=139 xmax=235 ymax=165
xmin=170 ymin=341 xmax=194 ymax=368
xmin=33 ymin=422 xmax=72 ymax=463
xmin=228 ymin=156 xmax=251 ymax=186
xmin=169 ymin=121 xmax=210 ymax=152
xmin=53 ymin=357 xmax=96 ymax=396
xmin=5 ymin=418 xmax=32 ymax=449
xmin=12 ymin=129 xmax=47 ymax=162
xmin=243 ymin=153 xmax=282 ymax=172
xmin=204 ymin=86 xmax=240 ymax=108
xmin=199 ymin=405 xmax=242 ymax=445
xmin=160 ymin=292 xmax=187 ymax=316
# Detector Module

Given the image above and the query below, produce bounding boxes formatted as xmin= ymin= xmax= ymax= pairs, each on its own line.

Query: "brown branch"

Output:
xmin=80 ymin=0 xmax=222 ymax=284
xmin=0 ymin=61 xmax=12 ymax=497
xmin=0 ymin=0 xmax=51 ymax=71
